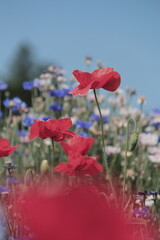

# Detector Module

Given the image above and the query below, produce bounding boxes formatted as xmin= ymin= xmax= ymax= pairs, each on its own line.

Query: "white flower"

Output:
xmin=105 ymin=146 xmax=121 ymax=155
xmin=139 ymin=133 xmax=158 ymax=146
xmin=94 ymin=108 xmax=110 ymax=116
xmin=144 ymin=126 xmax=155 ymax=132
xmin=57 ymin=76 xmax=66 ymax=82
xmin=87 ymin=94 xmax=104 ymax=103
xmin=108 ymin=97 xmax=122 ymax=108
xmin=148 ymin=154 xmax=160 ymax=163
xmin=70 ymin=116 xmax=78 ymax=125
xmin=33 ymin=78 xmax=41 ymax=87
xmin=137 ymin=96 xmax=146 ymax=105
xmin=145 ymin=197 xmax=154 ymax=207
xmin=148 ymin=147 xmax=160 ymax=155
xmin=121 ymin=151 xmax=132 ymax=157
xmin=120 ymin=107 xmax=142 ymax=118
xmin=115 ymin=88 xmax=125 ymax=95
xmin=151 ymin=116 xmax=160 ymax=124
xmin=44 ymin=139 xmax=52 ymax=146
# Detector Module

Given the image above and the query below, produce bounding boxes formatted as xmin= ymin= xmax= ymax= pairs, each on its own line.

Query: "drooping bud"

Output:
xmin=129 ymin=132 xmax=138 ymax=151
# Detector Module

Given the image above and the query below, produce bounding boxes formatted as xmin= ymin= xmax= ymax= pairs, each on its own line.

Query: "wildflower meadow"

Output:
xmin=0 ymin=59 xmax=160 ymax=240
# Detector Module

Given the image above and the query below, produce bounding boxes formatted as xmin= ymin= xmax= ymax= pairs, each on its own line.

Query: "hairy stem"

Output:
xmin=93 ymin=89 xmax=115 ymax=194
xmin=123 ymin=118 xmax=137 ymax=202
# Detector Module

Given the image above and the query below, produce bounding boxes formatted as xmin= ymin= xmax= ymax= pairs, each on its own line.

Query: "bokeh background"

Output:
xmin=0 ymin=0 xmax=160 ymax=110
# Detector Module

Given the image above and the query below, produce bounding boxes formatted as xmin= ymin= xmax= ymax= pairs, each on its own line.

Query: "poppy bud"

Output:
xmin=40 ymin=160 xmax=49 ymax=175
xmin=129 ymin=132 xmax=138 ymax=151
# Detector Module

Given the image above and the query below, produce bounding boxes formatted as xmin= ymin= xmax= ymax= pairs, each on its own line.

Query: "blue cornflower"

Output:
xmin=75 ymin=120 xmax=93 ymax=129
xmin=23 ymin=79 xmax=40 ymax=90
xmin=151 ymin=108 xmax=160 ymax=116
xmin=78 ymin=132 xmax=89 ymax=138
xmin=133 ymin=207 xmax=149 ymax=218
xmin=41 ymin=116 xmax=52 ymax=121
xmin=20 ymin=102 xmax=27 ymax=109
xmin=152 ymin=122 xmax=160 ymax=128
xmin=137 ymin=190 xmax=148 ymax=196
xmin=8 ymin=237 xmax=20 ymax=240
xmin=149 ymin=190 xmax=159 ymax=196
xmin=3 ymin=97 xmax=27 ymax=113
xmin=17 ymin=130 xmax=29 ymax=137
xmin=0 ymin=185 xmax=10 ymax=193
xmin=0 ymin=111 xmax=3 ymax=119
xmin=3 ymin=98 xmax=10 ymax=108
xmin=23 ymin=81 xmax=34 ymax=90
xmin=12 ymin=97 xmax=22 ymax=106
xmin=6 ymin=176 xmax=17 ymax=185
xmin=23 ymin=116 xmax=35 ymax=127
xmin=0 ymin=80 xmax=8 ymax=90
xmin=50 ymin=88 xmax=70 ymax=98
xmin=90 ymin=113 xmax=108 ymax=123
xmin=49 ymin=103 xmax=63 ymax=111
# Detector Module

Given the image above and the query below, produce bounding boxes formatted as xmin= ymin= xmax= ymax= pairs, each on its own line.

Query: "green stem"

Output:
xmin=51 ymin=138 xmax=55 ymax=177
xmin=93 ymin=89 xmax=115 ymax=194
xmin=93 ymin=89 xmax=107 ymax=168
xmin=123 ymin=118 xmax=137 ymax=201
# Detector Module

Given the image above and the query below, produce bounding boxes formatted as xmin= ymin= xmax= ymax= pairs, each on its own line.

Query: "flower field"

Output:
xmin=0 ymin=61 xmax=160 ymax=239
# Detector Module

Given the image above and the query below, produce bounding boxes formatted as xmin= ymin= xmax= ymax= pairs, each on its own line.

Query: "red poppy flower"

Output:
xmin=0 ymin=138 xmax=18 ymax=157
xmin=54 ymin=151 xmax=103 ymax=176
xmin=29 ymin=118 xmax=75 ymax=141
xmin=61 ymin=133 xmax=94 ymax=156
xmin=69 ymin=68 xmax=121 ymax=95
xmin=18 ymin=184 xmax=143 ymax=240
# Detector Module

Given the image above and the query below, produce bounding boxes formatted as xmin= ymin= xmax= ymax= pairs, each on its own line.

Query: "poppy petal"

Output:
xmin=91 ymin=71 xmax=121 ymax=92
xmin=69 ymin=82 xmax=92 ymax=96
xmin=0 ymin=139 xmax=18 ymax=157
xmin=73 ymin=70 xmax=91 ymax=87
xmin=92 ymin=68 xmax=114 ymax=78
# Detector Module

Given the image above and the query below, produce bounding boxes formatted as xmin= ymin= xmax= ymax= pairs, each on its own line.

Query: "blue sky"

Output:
xmin=0 ymin=0 xmax=160 ymax=110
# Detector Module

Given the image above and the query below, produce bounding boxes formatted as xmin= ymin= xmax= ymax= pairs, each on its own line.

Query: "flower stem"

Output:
xmin=93 ymin=89 xmax=107 ymax=169
xmin=51 ymin=138 xmax=55 ymax=177
xmin=93 ymin=89 xmax=115 ymax=194
xmin=123 ymin=118 xmax=137 ymax=202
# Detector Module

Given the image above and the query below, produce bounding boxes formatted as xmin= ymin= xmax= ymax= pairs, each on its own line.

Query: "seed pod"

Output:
xmin=40 ymin=159 xmax=49 ymax=175
xmin=129 ymin=132 xmax=138 ymax=151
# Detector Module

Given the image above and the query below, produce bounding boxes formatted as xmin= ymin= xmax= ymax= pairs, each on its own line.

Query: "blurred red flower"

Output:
xmin=0 ymin=138 xmax=18 ymax=157
xmin=61 ymin=133 xmax=94 ymax=156
xmin=54 ymin=151 xmax=103 ymax=176
xmin=69 ymin=68 xmax=121 ymax=96
xmin=29 ymin=118 xmax=75 ymax=141
xmin=19 ymin=184 xmax=143 ymax=240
